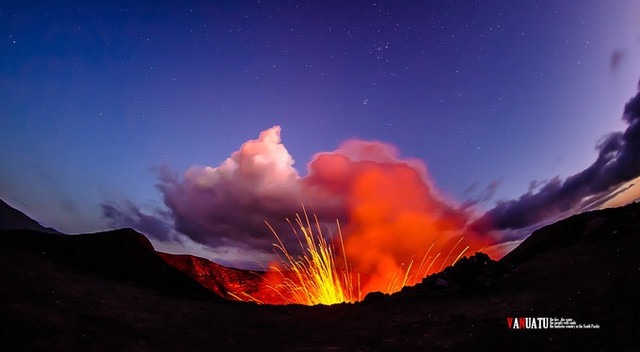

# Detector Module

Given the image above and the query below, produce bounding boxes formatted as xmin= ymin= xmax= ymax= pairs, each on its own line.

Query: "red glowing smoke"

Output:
xmin=157 ymin=126 xmax=499 ymax=279
xmin=304 ymin=140 xmax=496 ymax=294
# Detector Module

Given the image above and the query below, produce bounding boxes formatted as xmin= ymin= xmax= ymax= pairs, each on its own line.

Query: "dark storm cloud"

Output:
xmin=474 ymin=82 xmax=640 ymax=233
xmin=102 ymin=201 xmax=174 ymax=242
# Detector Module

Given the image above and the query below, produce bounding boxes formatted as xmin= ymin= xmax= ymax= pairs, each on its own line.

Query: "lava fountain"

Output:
xmin=228 ymin=146 xmax=499 ymax=305
xmin=229 ymin=205 xmax=358 ymax=305
xmin=160 ymin=126 xmax=500 ymax=305
xmin=230 ymin=204 xmax=496 ymax=305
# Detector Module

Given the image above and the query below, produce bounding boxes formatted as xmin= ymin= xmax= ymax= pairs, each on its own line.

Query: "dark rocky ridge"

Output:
xmin=0 ymin=200 xmax=638 ymax=350
xmin=0 ymin=228 xmax=217 ymax=299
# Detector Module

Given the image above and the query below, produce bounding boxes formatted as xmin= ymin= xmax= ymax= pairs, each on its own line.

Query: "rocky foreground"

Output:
xmin=1 ymin=202 xmax=638 ymax=350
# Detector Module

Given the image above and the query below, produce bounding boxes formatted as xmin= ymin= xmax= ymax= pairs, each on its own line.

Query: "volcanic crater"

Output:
xmin=1 ymin=199 xmax=638 ymax=350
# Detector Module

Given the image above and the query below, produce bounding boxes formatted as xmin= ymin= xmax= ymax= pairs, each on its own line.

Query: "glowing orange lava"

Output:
xmin=230 ymin=160 xmax=499 ymax=305
xmin=230 ymin=209 xmax=494 ymax=305
xmin=229 ymin=206 xmax=358 ymax=305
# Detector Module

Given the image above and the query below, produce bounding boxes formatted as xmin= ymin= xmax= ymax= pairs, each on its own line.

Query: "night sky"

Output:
xmin=2 ymin=1 xmax=640 ymax=267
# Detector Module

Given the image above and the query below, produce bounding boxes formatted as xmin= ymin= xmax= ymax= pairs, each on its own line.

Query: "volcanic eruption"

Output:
xmin=154 ymin=126 xmax=500 ymax=305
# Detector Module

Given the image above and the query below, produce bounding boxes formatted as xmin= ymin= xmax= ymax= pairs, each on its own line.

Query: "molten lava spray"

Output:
xmin=265 ymin=210 xmax=359 ymax=305
xmin=228 ymin=207 xmax=359 ymax=305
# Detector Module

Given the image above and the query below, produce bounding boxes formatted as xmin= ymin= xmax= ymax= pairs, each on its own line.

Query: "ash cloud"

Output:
xmin=156 ymin=126 xmax=305 ymax=252
xmin=473 ymin=82 xmax=640 ymax=233
xmin=152 ymin=126 xmax=477 ymax=261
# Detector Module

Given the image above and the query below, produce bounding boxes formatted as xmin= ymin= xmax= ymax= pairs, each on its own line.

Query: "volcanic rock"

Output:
xmin=0 ymin=228 xmax=217 ymax=298
xmin=157 ymin=252 xmax=284 ymax=303
xmin=1 ymin=199 xmax=638 ymax=350
xmin=418 ymin=252 xmax=511 ymax=291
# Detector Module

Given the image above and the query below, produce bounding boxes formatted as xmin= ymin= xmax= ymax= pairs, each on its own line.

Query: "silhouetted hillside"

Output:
xmin=0 ymin=228 xmax=218 ymax=298
xmin=0 ymin=199 xmax=59 ymax=233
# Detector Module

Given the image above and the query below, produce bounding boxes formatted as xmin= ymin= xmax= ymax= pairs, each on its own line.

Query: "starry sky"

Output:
xmin=2 ymin=1 xmax=640 ymax=265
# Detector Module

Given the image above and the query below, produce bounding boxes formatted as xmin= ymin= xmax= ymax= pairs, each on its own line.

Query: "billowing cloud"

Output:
xmin=339 ymin=160 xmax=494 ymax=293
xmin=304 ymin=140 xmax=495 ymax=292
xmin=473 ymin=81 xmax=640 ymax=233
xmin=156 ymin=126 xmax=305 ymax=252
xmin=151 ymin=126 xmax=496 ymax=271
xmin=301 ymin=139 xmax=432 ymax=219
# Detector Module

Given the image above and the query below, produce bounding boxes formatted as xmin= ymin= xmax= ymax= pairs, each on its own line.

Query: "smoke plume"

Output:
xmin=152 ymin=126 xmax=495 ymax=270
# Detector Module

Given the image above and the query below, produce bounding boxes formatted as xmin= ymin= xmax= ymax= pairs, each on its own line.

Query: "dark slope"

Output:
xmin=503 ymin=201 xmax=640 ymax=265
xmin=0 ymin=228 xmax=217 ymax=298
xmin=0 ymin=199 xmax=59 ymax=233
xmin=0 ymin=202 xmax=638 ymax=351
xmin=386 ymin=201 xmax=640 ymax=350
